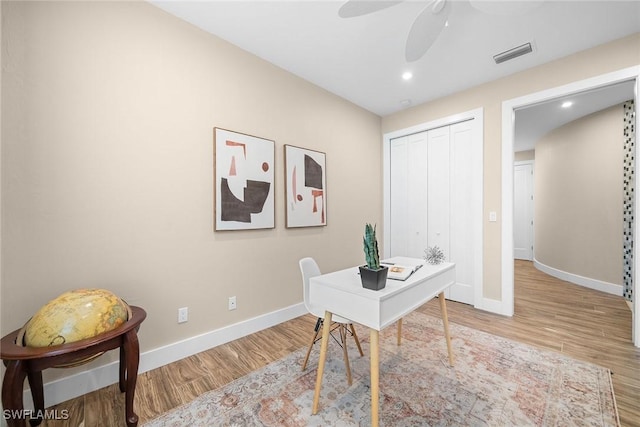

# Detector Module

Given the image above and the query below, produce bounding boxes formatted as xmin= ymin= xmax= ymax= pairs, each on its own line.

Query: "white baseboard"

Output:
xmin=466 ymin=260 xmax=624 ymax=319
xmin=475 ymin=297 xmax=511 ymax=316
xmin=533 ymin=258 xmax=623 ymax=296
xmin=17 ymin=302 xmax=307 ymax=412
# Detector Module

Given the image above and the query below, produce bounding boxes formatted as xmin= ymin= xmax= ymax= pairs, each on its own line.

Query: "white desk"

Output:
xmin=309 ymin=257 xmax=456 ymax=427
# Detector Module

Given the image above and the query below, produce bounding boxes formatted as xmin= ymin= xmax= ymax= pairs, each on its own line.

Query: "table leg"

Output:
xmin=27 ymin=370 xmax=45 ymax=426
xmin=2 ymin=360 xmax=27 ymax=427
xmin=438 ymin=292 xmax=455 ymax=366
xmin=119 ymin=344 xmax=126 ymax=392
xmin=312 ymin=310 xmax=332 ymax=415
xmin=370 ymin=329 xmax=380 ymax=427
xmin=122 ymin=329 xmax=140 ymax=427
xmin=396 ymin=318 xmax=402 ymax=346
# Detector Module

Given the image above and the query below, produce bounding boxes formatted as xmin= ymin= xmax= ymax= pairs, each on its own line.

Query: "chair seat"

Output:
xmin=299 ymin=257 xmax=365 ymax=385
xmin=332 ymin=314 xmax=353 ymax=324
xmin=312 ymin=312 xmax=352 ymax=325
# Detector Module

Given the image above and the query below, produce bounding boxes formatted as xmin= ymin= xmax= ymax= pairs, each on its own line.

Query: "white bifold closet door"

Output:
xmin=389 ymin=120 xmax=480 ymax=305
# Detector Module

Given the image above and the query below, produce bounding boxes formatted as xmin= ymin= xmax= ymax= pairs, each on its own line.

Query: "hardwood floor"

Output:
xmin=39 ymin=260 xmax=640 ymax=426
xmin=420 ymin=260 xmax=640 ymax=427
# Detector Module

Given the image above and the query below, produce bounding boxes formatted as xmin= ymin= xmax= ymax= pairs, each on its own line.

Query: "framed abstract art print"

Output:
xmin=214 ymin=128 xmax=275 ymax=231
xmin=284 ymin=145 xmax=327 ymax=228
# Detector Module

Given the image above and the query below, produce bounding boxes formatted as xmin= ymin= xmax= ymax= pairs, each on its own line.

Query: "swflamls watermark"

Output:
xmin=3 ymin=409 xmax=70 ymax=421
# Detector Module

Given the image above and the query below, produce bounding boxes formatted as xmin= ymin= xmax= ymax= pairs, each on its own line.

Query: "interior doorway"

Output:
xmin=502 ymin=66 xmax=640 ymax=346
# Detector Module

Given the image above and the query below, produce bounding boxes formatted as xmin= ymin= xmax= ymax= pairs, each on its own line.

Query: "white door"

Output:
xmin=446 ymin=121 xmax=481 ymax=304
xmin=427 ymin=126 xmax=450 ymax=257
xmin=389 ymin=137 xmax=409 ymax=257
xmin=388 ymin=120 xmax=481 ymax=306
xmin=514 ymin=162 xmax=534 ymax=260
xmin=407 ymin=132 xmax=430 ymax=256
xmin=389 ymin=132 xmax=429 ymax=256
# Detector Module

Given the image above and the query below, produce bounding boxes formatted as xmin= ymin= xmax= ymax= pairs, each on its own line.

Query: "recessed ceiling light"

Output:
xmin=561 ymin=101 xmax=573 ymax=108
xmin=402 ymin=71 xmax=413 ymax=81
xmin=400 ymin=99 xmax=412 ymax=107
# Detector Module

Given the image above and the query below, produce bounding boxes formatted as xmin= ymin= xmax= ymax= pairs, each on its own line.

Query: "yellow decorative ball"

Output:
xmin=23 ymin=288 xmax=130 ymax=347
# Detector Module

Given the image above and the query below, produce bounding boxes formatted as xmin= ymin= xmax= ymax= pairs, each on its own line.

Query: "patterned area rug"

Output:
xmin=145 ymin=311 xmax=619 ymax=426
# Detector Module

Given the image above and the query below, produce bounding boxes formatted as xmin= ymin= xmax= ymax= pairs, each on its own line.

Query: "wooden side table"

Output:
xmin=1 ymin=306 xmax=146 ymax=427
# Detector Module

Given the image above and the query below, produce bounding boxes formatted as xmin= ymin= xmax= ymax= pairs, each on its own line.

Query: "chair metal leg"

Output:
xmin=302 ymin=318 xmax=322 ymax=371
xmin=349 ymin=323 xmax=364 ymax=356
xmin=340 ymin=325 xmax=352 ymax=385
xmin=303 ymin=318 xmax=361 ymax=384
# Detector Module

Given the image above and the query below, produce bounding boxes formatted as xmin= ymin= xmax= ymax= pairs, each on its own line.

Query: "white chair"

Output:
xmin=299 ymin=257 xmax=364 ymax=385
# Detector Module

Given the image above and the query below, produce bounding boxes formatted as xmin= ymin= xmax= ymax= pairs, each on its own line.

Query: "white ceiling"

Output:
xmin=150 ymin=0 xmax=639 ymax=150
xmin=514 ymin=79 xmax=636 ymax=152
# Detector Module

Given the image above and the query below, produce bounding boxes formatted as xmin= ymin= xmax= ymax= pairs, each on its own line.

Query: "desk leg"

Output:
xmin=370 ymin=329 xmax=380 ymax=427
xmin=396 ymin=318 xmax=402 ymax=346
xmin=122 ymin=329 xmax=140 ymax=427
xmin=438 ymin=292 xmax=455 ymax=366
xmin=312 ymin=310 xmax=332 ymax=415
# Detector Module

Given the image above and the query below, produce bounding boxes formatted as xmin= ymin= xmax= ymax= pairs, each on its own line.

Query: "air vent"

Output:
xmin=493 ymin=42 xmax=533 ymax=64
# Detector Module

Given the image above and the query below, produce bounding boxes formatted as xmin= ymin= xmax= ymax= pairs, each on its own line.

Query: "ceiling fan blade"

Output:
xmin=338 ymin=0 xmax=404 ymax=18
xmin=405 ymin=0 xmax=451 ymax=62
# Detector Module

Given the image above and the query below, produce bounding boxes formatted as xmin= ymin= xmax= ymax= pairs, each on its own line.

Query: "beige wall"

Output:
xmin=383 ymin=33 xmax=640 ymax=300
xmin=1 ymin=1 xmax=381 ymax=381
xmin=515 ymin=150 xmax=535 ymax=162
xmin=535 ymin=104 xmax=624 ymax=285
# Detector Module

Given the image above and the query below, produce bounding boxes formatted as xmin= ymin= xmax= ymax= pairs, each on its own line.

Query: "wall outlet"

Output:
xmin=228 ymin=296 xmax=237 ymax=311
xmin=178 ymin=307 xmax=188 ymax=323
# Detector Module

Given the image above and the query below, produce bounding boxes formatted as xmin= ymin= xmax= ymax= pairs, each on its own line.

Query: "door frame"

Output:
xmin=383 ymin=107 xmax=483 ymax=307
xmin=501 ymin=65 xmax=640 ymax=346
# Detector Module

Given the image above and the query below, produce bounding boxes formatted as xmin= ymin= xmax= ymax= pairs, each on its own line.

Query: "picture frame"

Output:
xmin=284 ymin=144 xmax=327 ymax=228
xmin=214 ymin=128 xmax=275 ymax=231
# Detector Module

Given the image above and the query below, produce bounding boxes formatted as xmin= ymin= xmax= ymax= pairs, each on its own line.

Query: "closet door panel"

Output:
xmin=407 ymin=132 xmax=429 ymax=257
xmin=448 ymin=121 xmax=478 ymax=305
xmin=427 ymin=127 xmax=450 ymax=258
xmin=389 ymin=137 xmax=409 ymax=256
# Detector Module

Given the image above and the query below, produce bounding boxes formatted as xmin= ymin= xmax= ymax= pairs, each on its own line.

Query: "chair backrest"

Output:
xmin=299 ymin=257 xmax=323 ymax=318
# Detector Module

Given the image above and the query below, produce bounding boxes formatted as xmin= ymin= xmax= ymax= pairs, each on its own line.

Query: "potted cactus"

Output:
xmin=359 ymin=223 xmax=389 ymax=290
